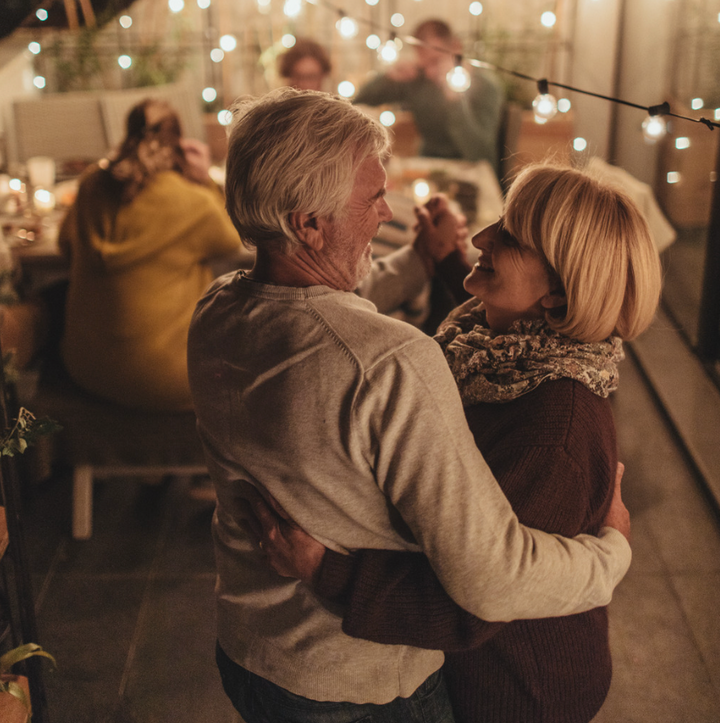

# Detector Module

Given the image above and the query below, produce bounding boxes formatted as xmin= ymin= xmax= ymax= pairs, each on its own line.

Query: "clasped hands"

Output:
xmin=413 ymin=193 xmax=469 ymax=277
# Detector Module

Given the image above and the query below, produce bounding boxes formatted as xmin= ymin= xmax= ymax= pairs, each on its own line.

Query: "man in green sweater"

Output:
xmin=187 ymin=87 xmax=631 ymax=723
xmin=355 ymin=19 xmax=504 ymax=172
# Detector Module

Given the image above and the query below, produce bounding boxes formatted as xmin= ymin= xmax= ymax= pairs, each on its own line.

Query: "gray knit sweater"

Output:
xmin=187 ymin=273 xmax=630 ymax=705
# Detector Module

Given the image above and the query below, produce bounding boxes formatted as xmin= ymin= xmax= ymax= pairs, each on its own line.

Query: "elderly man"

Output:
xmin=187 ymin=88 xmax=631 ymax=723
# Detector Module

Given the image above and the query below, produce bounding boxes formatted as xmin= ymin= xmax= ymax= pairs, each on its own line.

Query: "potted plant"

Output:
xmin=0 ymin=643 xmax=55 ymax=721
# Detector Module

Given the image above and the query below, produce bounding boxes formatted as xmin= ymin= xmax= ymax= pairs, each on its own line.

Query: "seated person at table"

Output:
xmin=278 ymin=38 xmax=332 ymax=92
xmin=354 ymin=19 xmax=505 ymax=170
xmin=57 ymin=97 xmax=464 ymax=411
xmin=58 ymin=98 xmax=249 ymax=411
xmin=243 ymin=162 xmax=663 ymax=723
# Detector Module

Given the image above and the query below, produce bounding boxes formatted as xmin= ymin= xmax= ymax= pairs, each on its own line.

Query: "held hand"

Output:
xmin=412 ymin=194 xmax=468 ymax=275
xmin=180 ymin=138 xmax=212 ymax=184
xmin=602 ymin=462 xmax=631 ymax=543
xmin=242 ymin=485 xmax=327 ymax=585
xmin=386 ymin=60 xmax=420 ymax=82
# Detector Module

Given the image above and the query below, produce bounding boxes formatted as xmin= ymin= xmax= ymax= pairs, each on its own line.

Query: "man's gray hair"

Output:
xmin=225 ymin=87 xmax=390 ymax=253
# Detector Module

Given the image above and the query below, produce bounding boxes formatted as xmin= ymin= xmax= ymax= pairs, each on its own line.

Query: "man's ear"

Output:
xmin=541 ymin=289 xmax=567 ymax=310
xmin=289 ymin=212 xmax=323 ymax=251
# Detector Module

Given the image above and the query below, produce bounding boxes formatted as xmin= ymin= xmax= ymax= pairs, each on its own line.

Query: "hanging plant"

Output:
xmin=0 ymin=408 xmax=61 ymax=458
xmin=0 ymin=643 xmax=56 ymax=719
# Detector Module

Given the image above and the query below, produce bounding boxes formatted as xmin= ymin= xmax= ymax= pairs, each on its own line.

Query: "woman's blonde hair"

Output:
xmin=503 ymin=162 xmax=662 ymax=342
xmin=225 ymin=87 xmax=389 ymax=253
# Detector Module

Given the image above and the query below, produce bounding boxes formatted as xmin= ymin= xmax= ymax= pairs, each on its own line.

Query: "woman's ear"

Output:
xmin=289 ymin=212 xmax=323 ymax=250
xmin=541 ymin=289 xmax=567 ymax=310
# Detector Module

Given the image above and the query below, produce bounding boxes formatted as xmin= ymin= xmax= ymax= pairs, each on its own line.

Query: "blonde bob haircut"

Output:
xmin=503 ymin=163 xmax=662 ymax=343
xmin=225 ymin=87 xmax=390 ymax=253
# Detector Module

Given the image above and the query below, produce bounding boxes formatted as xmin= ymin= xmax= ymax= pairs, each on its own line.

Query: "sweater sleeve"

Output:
xmin=314 ymin=385 xmax=617 ymax=648
xmin=355 ymin=246 xmax=428 ymax=314
xmin=445 ymin=71 xmax=504 ymax=167
xmin=354 ymin=74 xmax=409 ymax=107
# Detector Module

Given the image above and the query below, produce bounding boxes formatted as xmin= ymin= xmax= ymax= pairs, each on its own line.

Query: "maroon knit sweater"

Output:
xmin=315 ymin=377 xmax=617 ymax=723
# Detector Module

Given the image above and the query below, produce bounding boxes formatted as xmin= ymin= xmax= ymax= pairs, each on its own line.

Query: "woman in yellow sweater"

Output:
xmin=59 ymin=99 xmax=246 ymax=411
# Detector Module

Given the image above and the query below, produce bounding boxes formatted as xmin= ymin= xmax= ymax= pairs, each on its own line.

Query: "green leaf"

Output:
xmin=0 ymin=643 xmax=56 ymax=674
xmin=5 ymin=679 xmax=31 ymax=713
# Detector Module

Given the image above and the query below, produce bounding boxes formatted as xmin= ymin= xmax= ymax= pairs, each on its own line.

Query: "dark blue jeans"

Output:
xmin=216 ymin=642 xmax=456 ymax=723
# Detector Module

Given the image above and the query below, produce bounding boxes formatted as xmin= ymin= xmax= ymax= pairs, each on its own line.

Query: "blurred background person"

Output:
xmin=278 ymin=38 xmax=332 ymax=91
xmin=355 ymin=19 xmax=505 ymax=172
xmin=58 ymin=98 xmax=248 ymax=412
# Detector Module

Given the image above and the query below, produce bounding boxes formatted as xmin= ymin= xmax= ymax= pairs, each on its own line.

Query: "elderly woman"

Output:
xmin=58 ymin=99 xmax=246 ymax=411
xmin=245 ymin=162 xmax=662 ymax=723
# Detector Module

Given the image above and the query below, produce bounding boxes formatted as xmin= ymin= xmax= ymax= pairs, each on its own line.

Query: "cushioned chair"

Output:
xmin=22 ymin=282 xmax=207 ymax=540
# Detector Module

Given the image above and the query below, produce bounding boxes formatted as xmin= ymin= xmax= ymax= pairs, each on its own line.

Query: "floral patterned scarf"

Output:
xmin=434 ymin=298 xmax=625 ymax=406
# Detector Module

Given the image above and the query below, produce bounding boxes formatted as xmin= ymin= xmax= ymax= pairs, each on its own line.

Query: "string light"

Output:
xmin=557 ymin=98 xmax=571 ymax=112
xmin=118 ymin=55 xmax=132 ymax=69
xmin=33 ymin=76 xmax=46 ymax=88
xmin=338 ymin=81 xmax=355 ymax=97
xmin=168 ymin=0 xmax=184 ymax=12
xmin=210 ymin=48 xmax=224 ymax=63
xmin=366 ymin=34 xmax=381 ymax=50
xmin=202 ymin=87 xmax=217 ymax=102
xmin=391 ymin=13 xmax=405 ymax=28
xmin=470 ymin=2 xmax=483 ymax=16
xmin=197 ymin=0 xmax=211 ymax=8
xmin=220 ymin=34 xmax=237 ymax=52
xmin=379 ymin=37 xmax=400 ymax=64
xmin=365 ymin=0 xmax=379 ymax=5
xmin=675 ymin=137 xmax=691 ymax=150
xmin=282 ymin=34 xmax=296 ymax=48
xmin=447 ymin=56 xmax=471 ymax=93
xmin=284 ymin=0 xmax=302 ymax=18
xmin=642 ymin=114 xmax=667 ymax=143
xmin=35 ymin=8 xmax=48 ymax=21
xmin=119 ymin=15 xmax=132 ymax=28
xmin=218 ymin=110 xmax=233 ymax=126
xmin=532 ymin=79 xmax=558 ymax=122
xmin=412 ymin=179 xmax=431 ymax=203
xmin=379 ymin=111 xmax=396 ymax=127
xmin=540 ymin=11 xmax=556 ymax=27
xmin=573 ymin=137 xmax=587 ymax=151
xmin=337 ymin=15 xmax=359 ymax=39
xmin=667 ymin=172 xmax=681 ymax=184
xmin=28 ymin=42 xmax=41 ymax=54
xmin=691 ymin=98 xmax=704 ymax=110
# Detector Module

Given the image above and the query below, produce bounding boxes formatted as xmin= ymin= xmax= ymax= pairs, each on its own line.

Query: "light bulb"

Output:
xmin=379 ymin=40 xmax=399 ymax=64
xmin=366 ymin=34 xmax=381 ymax=50
xmin=391 ymin=13 xmax=405 ymax=28
xmin=217 ymin=110 xmax=233 ymax=126
xmin=337 ymin=16 xmax=359 ymax=39
xmin=118 ymin=55 xmax=132 ymax=69
xmin=412 ymin=179 xmax=431 ymax=204
xmin=667 ymin=172 xmax=680 ymax=184
xmin=675 ymin=137 xmax=690 ymax=150
xmin=573 ymin=137 xmax=587 ymax=152
xmin=220 ymin=34 xmax=237 ymax=52
xmin=33 ymin=75 xmax=46 ymax=89
xmin=379 ymin=111 xmax=396 ymax=127
xmin=282 ymin=34 xmax=296 ymax=48
xmin=338 ymin=81 xmax=356 ymax=98
xmin=119 ymin=15 xmax=132 ymax=27
xmin=202 ymin=87 xmax=217 ymax=102
xmin=197 ymin=0 xmax=210 ymax=7
xmin=691 ymin=98 xmax=704 ymax=110
xmin=532 ymin=93 xmax=558 ymax=121
xmin=557 ymin=98 xmax=571 ymax=113
xmin=365 ymin=0 xmax=379 ymax=5
xmin=284 ymin=0 xmax=302 ymax=18
xmin=28 ymin=42 xmax=41 ymax=54
xmin=210 ymin=48 xmax=224 ymax=63
xmin=447 ymin=64 xmax=471 ymax=93
xmin=168 ymin=0 xmax=184 ymax=12
xmin=470 ymin=2 xmax=483 ymax=16
xmin=541 ymin=11 xmax=556 ymax=27
xmin=642 ymin=114 xmax=667 ymax=142
xmin=36 ymin=8 xmax=48 ymax=20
